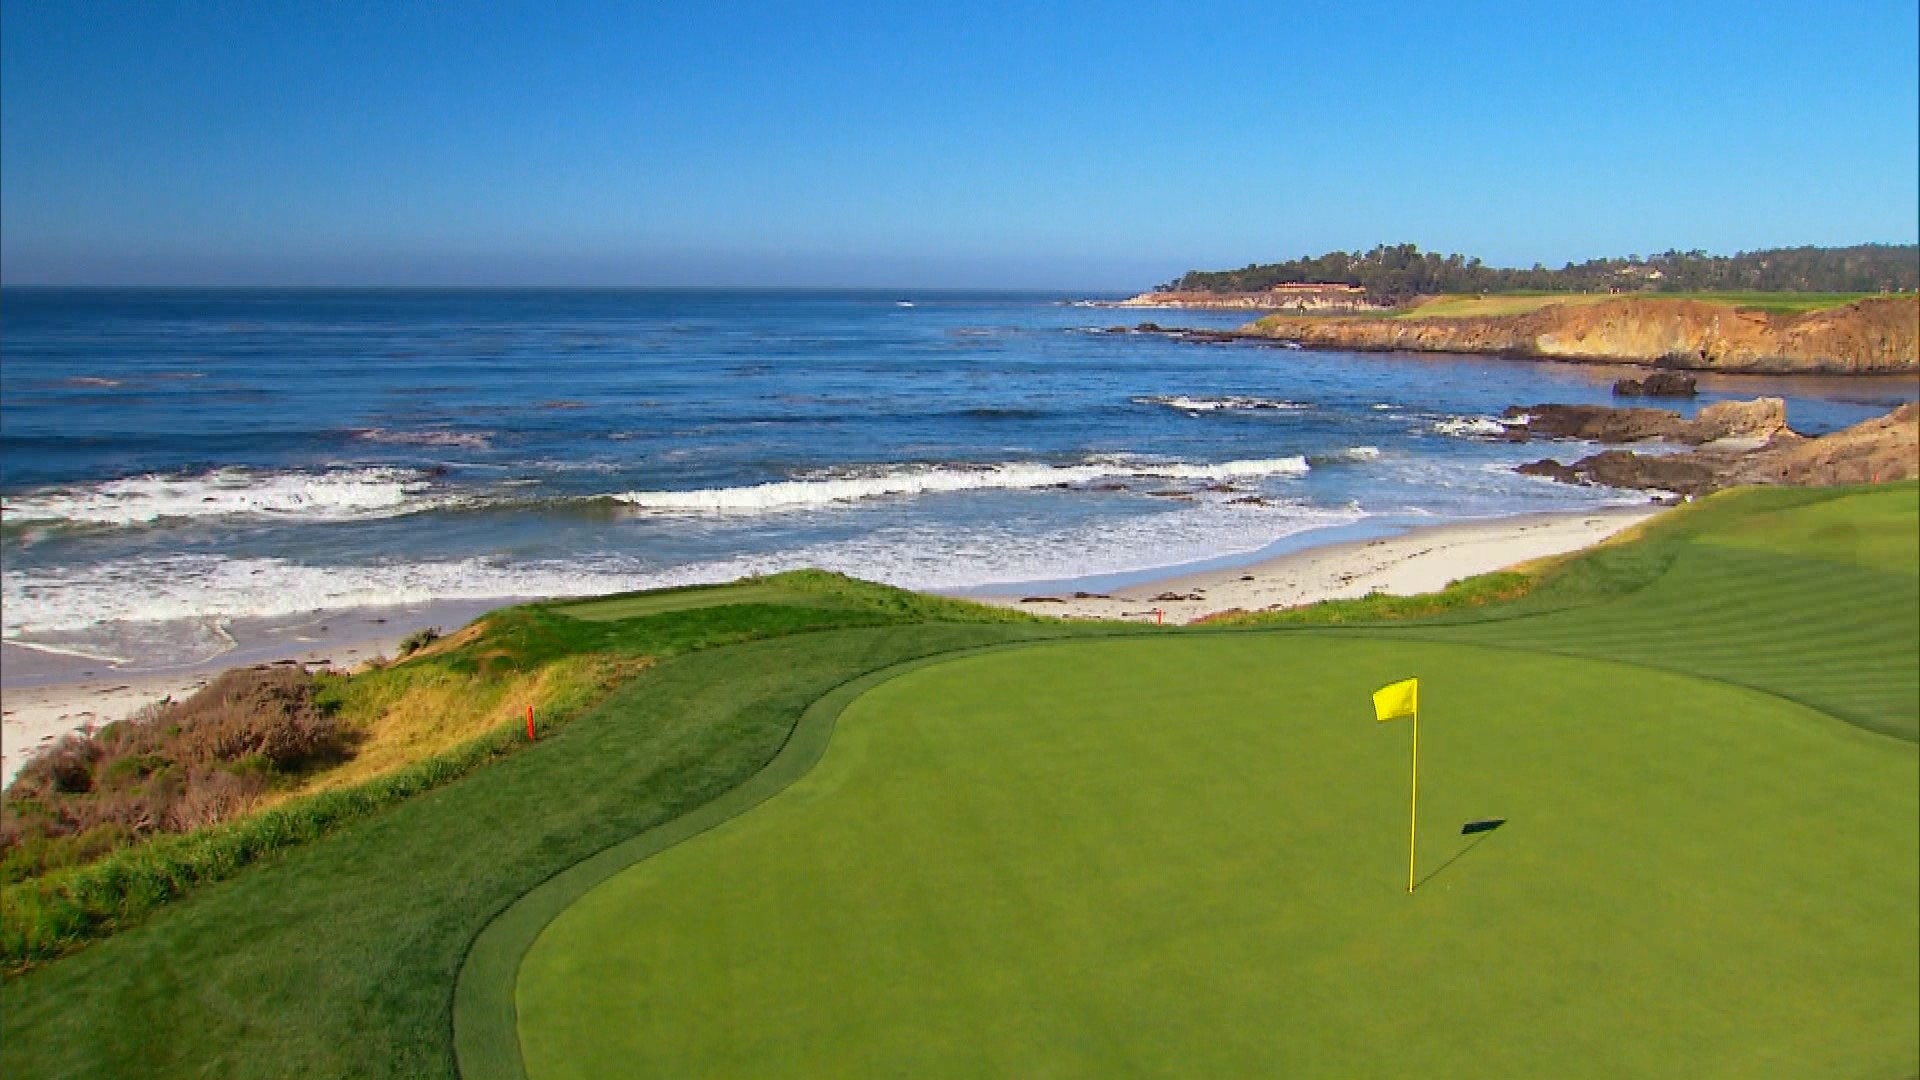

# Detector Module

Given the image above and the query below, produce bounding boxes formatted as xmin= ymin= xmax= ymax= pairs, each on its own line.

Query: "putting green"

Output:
xmin=516 ymin=635 xmax=1918 ymax=1079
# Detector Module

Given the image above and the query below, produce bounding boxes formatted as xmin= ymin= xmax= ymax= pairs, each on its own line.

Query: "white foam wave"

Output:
xmin=1 ymin=467 xmax=439 ymax=526
xmin=354 ymin=428 xmax=493 ymax=450
xmin=1135 ymin=395 xmax=1310 ymax=413
xmin=614 ymin=457 xmax=1310 ymax=512
xmin=1345 ymin=446 xmax=1381 ymax=460
xmin=1432 ymin=414 xmax=1527 ymax=438
xmin=1 ymin=500 xmax=1365 ymax=639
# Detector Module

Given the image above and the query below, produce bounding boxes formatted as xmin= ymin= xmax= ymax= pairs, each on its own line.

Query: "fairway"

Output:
xmin=516 ymin=635 xmax=1918 ymax=1079
xmin=1395 ymin=291 xmax=1876 ymax=318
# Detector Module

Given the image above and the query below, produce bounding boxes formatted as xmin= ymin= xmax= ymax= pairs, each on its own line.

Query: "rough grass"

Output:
xmin=278 ymin=654 xmax=646 ymax=799
xmin=0 ymin=571 xmax=1036 ymax=973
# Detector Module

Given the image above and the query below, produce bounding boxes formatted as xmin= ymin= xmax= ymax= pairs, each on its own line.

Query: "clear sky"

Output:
xmin=3 ymin=0 xmax=1916 ymax=289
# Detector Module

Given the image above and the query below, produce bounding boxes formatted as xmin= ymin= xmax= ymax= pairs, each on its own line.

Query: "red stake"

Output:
xmin=526 ymin=704 xmax=535 ymax=741
xmin=1155 ymin=608 xmax=1163 ymax=626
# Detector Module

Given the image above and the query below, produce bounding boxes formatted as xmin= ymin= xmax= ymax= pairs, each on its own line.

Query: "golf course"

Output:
xmin=3 ymin=485 xmax=1915 ymax=1079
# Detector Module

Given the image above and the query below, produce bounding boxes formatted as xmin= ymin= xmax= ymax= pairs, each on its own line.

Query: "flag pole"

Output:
xmin=1407 ymin=707 xmax=1419 ymax=893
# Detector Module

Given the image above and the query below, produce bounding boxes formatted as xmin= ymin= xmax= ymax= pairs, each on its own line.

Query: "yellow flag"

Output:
xmin=1373 ymin=677 xmax=1418 ymax=723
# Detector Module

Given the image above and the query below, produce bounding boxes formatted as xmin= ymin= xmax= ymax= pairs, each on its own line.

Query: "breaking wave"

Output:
xmin=614 ymin=456 xmax=1311 ymax=512
xmin=1135 ymin=395 xmax=1310 ymax=413
xmin=1432 ymin=414 xmax=1529 ymax=438
xmin=1 ymin=498 xmax=1366 ymax=640
xmin=1309 ymin=446 xmax=1381 ymax=465
xmin=1 ymin=467 xmax=442 ymax=527
xmin=353 ymin=428 xmax=493 ymax=450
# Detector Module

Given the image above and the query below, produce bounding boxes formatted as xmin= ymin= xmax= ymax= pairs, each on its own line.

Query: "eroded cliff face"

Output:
xmin=1245 ymin=296 xmax=1919 ymax=373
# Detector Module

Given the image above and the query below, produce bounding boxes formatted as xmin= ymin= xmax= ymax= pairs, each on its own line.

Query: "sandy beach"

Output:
xmin=970 ymin=503 xmax=1667 ymax=624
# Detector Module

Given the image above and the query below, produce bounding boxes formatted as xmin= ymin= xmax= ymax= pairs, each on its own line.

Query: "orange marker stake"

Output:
xmin=1155 ymin=608 xmax=1163 ymax=625
xmin=526 ymin=704 xmax=535 ymax=741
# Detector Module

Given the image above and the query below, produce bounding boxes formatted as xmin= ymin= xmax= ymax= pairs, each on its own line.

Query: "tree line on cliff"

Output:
xmin=1168 ymin=243 xmax=1920 ymax=300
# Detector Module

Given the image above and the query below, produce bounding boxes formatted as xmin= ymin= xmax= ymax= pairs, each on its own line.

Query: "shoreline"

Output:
xmin=1 ymin=506 xmax=1663 ymax=785
xmin=965 ymin=503 xmax=1666 ymax=624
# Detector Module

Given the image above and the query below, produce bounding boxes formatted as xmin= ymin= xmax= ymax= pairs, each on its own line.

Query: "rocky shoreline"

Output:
xmin=1500 ymin=399 xmax=1918 ymax=496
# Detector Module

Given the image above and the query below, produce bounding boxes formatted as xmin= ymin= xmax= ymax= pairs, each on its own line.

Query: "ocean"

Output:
xmin=2 ymin=287 xmax=1910 ymax=673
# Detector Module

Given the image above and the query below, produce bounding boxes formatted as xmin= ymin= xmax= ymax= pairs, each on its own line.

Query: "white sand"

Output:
xmin=971 ymin=505 xmax=1667 ymax=625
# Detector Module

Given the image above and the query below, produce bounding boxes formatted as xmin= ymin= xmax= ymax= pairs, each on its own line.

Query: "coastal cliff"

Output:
xmin=1243 ymin=295 xmax=1919 ymax=374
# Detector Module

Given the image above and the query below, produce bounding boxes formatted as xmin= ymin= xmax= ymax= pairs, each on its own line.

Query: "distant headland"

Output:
xmin=1109 ymin=243 xmax=1920 ymax=374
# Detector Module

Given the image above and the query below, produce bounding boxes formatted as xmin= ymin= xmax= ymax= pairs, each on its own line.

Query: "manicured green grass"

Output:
xmin=518 ymin=636 xmax=1917 ymax=1079
xmin=1394 ymin=291 xmax=1878 ymax=319
xmin=551 ymin=582 xmax=846 ymax=621
xmin=0 ymin=623 xmax=1087 ymax=1079
xmin=1666 ymin=290 xmax=1885 ymax=314
xmin=1 ymin=487 xmax=1912 ymax=1079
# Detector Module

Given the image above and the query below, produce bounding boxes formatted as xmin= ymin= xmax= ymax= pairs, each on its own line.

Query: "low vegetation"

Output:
xmin=1167 ymin=242 xmax=1918 ymax=300
xmin=2 ymin=666 xmax=346 ymax=884
xmin=0 ymin=570 xmax=1037 ymax=972
xmin=1390 ymin=290 xmax=1878 ymax=319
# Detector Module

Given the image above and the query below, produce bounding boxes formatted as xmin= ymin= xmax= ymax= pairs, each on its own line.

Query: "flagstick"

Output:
xmin=1408 ymin=708 xmax=1419 ymax=894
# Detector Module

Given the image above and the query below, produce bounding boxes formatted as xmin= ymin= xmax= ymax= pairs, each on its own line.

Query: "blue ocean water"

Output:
xmin=2 ymin=288 xmax=1910 ymax=669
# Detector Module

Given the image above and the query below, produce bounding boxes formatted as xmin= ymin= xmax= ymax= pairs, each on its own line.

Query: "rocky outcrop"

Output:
xmin=1735 ymin=402 xmax=1919 ymax=486
xmin=1519 ymin=451 xmax=1724 ymax=496
xmin=1242 ymin=296 xmax=1919 ymax=374
xmin=1613 ymin=372 xmax=1697 ymax=397
xmin=1505 ymin=397 xmax=1790 ymax=444
xmin=1518 ymin=402 xmax=1917 ymax=495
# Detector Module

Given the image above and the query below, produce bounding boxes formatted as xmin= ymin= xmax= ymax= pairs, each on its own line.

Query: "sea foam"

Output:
xmin=1431 ymin=415 xmax=1528 ymax=438
xmin=0 ymin=467 xmax=439 ymax=526
xmin=1135 ymin=395 xmax=1310 ymax=413
xmin=1 ymin=497 xmax=1363 ymax=641
xmin=613 ymin=457 xmax=1310 ymax=512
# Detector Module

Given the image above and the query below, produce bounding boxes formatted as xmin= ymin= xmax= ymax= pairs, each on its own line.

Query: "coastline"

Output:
xmin=4 ymin=505 xmax=1665 ymax=785
xmin=965 ymin=503 xmax=1666 ymax=624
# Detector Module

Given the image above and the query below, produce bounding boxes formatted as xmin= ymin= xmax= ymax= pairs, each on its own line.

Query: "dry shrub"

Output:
xmin=11 ymin=734 xmax=105 ymax=798
xmin=164 ymin=766 xmax=268 ymax=831
xmin=169 ymin=666 xmax=341 ymax=768
xmin=1 ymin=665 xmax=343 ymax=877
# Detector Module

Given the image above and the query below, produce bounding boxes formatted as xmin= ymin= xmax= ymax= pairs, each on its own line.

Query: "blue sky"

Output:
xmin=3 ymin=1 xmax=1916 ymax=288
